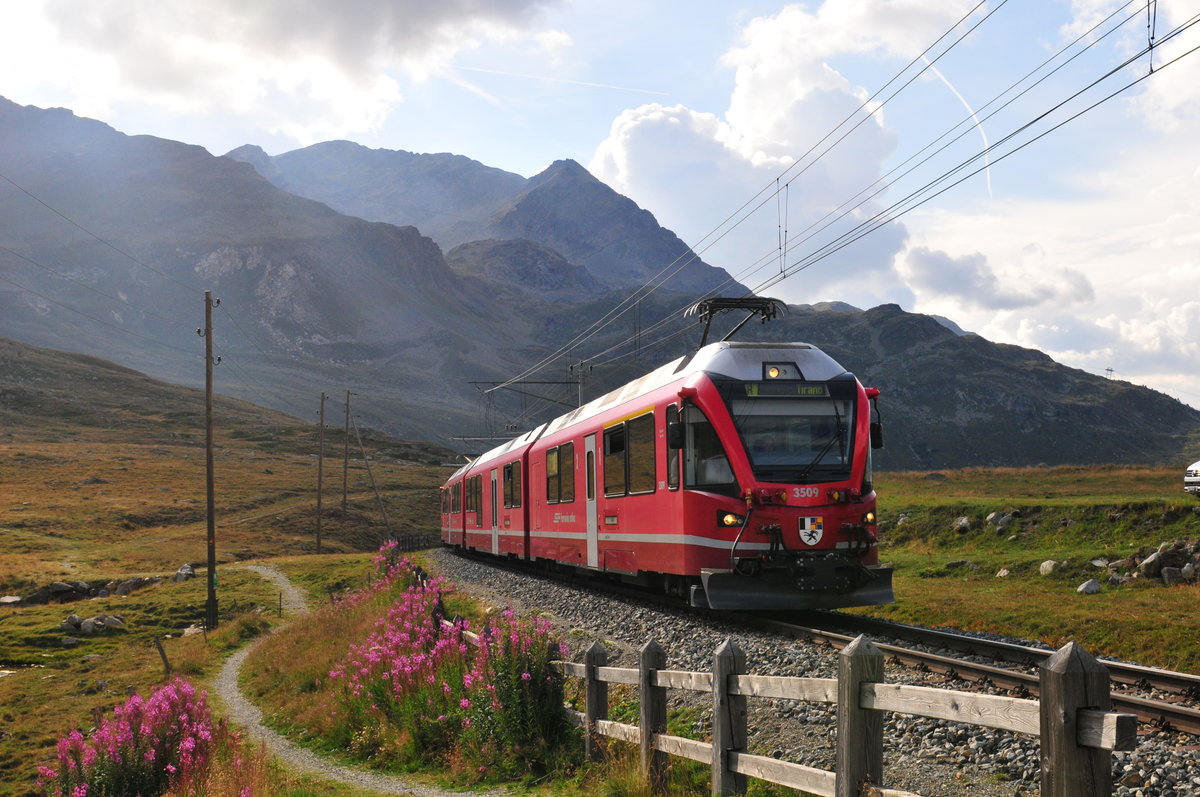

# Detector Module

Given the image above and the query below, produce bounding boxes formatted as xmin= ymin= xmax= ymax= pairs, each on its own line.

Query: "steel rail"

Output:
xmin=754 ymin=616 xmax=1200 ymax=736
xmin=780 ymin=612 xmax=1200 ymax=698
xmin=445 ymin=549 xmax=1200 ymax=734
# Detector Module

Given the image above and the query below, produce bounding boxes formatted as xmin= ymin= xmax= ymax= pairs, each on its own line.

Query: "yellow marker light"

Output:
xmin=766 ymin=366 xmax=781 ymax=379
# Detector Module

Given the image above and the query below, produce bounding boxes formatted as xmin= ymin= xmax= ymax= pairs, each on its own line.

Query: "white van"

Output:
xmin=1187 ymin=460 xmax=1200 ymax=496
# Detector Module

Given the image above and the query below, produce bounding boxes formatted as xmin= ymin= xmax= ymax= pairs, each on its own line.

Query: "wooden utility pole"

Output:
xmin=200 ymin=291 xmax=219 ymax=630
xmin=341 ymin=390 xmax=351 ymax=510
xmin=316 ymin=391 xmax=325 ymax=555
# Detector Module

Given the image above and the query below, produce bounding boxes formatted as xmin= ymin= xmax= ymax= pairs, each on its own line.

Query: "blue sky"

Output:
xmin=4 ymin=0 xmax=1200 ymax=410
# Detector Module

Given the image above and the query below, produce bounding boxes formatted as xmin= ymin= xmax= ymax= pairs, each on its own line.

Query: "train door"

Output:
xmin=490 ymin=468 xmax=499 ymax=555
xmin=585 ymin=433 xmax=598 ymax=568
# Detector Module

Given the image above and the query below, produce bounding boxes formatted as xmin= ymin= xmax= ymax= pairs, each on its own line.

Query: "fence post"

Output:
xmin=639 ymin=640 xmax=668 ymax=793
xmin=712 ymin=638 xmax=748 ymax=796
xmin=584 ymin=641 xmax=609 ymax=762
xmin=836 ymin=635 xmax=884 ymax=797
xmin=1040 ymin=642 xmax=1113 ymax=797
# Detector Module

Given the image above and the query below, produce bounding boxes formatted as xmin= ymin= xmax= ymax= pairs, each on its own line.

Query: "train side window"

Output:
xmin=683 ymin=405 xmax=737 ymax=495
xmin=546 ymin=448 xmax=560 ymax=503
xmin=466 ymin=475 xmax=481 ymax=514
xmin=666 ymin=404 xmax=680 ymax=491
xmin=586 ymin=450 xmax=595 ymax=500
xmin=503 ymin=461 xmax=522 ymax=508
xmin=627 ymin=412 xmax=656 ymax=494
xmin=603 ymin=424 xmax=627 ymax=497
xmin=560 ymin=442 xmax=575 ymax=502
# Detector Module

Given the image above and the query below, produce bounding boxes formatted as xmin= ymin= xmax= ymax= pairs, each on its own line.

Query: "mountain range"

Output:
xmin=2 ymin=95 xmax=1198 ymax=470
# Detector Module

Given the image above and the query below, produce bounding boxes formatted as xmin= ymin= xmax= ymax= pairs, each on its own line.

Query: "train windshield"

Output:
xmin=724 ymin=385 xmax=856 ymax=484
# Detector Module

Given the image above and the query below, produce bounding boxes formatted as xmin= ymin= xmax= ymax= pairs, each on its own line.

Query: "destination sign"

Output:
xmin=744 ymin=382 xmax=829 ymax=397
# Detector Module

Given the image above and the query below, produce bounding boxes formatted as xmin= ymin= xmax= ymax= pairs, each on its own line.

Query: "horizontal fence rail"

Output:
xmin=554 ymin=635 xmax=1137 ymax=797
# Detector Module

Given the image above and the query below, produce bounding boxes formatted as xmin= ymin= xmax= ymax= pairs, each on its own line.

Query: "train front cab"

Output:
xmin=673 ymin=363 xmax=894 ymax=611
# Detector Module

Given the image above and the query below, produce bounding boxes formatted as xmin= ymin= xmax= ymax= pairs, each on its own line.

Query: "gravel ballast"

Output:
xmin=218 ymin=557 xmax=1200 ymax=796
xmin=431 ymin=548 xmax=1200 ymax=797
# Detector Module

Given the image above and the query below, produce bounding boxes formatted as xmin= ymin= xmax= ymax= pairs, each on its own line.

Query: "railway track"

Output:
xmin=448 ymin=549 xmax=1200 ymax=734
xmin=756 ymin=611 xmax=1200 ymax=735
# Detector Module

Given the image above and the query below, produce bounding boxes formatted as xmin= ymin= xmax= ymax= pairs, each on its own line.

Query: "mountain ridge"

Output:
xmin=3 ymin=95 xmax=1198 ymax=469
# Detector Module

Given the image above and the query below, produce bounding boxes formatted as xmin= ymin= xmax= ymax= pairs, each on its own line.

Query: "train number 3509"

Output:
xmin=793 ymin=487 xmax=821 ymax=498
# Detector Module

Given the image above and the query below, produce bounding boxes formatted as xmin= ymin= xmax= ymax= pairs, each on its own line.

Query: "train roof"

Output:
xmin=451 ymin=341 xmax=848 ymax=477
xmin=541 ymin=341 xmax=847 ymax=438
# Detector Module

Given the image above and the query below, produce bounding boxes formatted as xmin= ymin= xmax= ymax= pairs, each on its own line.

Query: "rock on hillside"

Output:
xmin=445 ymin=238 xmax=603 ymax=300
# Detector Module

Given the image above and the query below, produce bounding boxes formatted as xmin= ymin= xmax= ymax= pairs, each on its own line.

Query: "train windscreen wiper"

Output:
xmin=797 ymin=400 xmax=844 ymax=482
xmin=797 ymin=424 xmax=845 ymax=481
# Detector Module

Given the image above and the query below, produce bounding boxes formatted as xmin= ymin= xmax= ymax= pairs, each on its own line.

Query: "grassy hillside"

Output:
xmin=864 ymin=465 xmax=1200 ymax=670
xmin=5 ymin=337 xmax=1200 ymax=794
xmin=0 ymin=338 xmax=452 ymax=795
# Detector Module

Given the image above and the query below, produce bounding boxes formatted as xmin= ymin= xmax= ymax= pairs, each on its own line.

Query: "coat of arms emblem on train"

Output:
xmin=799 ymin=516 xmax=824 ymax=546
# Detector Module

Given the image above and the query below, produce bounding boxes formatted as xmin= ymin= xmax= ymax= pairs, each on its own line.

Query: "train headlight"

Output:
xmin=720 ymin=512 xmax=746 ymax=527
xmin=864 ymin=511 xmax=876 ymax=524
xmin=766 ymin=366 xmax=782 ymax=379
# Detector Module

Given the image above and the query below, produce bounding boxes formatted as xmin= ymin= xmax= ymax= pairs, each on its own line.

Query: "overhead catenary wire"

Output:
xmin=542 ymin=1 xmax=1189 ymax=381
xmin=484 ymin=1 xmax=999 ymax=397
xmin=751 ymin=11 xmax=1200 ymax=298
xmin=737 ymin=0 xmax=1147 ymax=295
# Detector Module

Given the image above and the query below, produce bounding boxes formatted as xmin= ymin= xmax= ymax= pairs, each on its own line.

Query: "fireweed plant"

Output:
xmin=38 ymin=678 xmax=214 ymax=797
xmin=328 ymin=544 xmax=576 ymax=780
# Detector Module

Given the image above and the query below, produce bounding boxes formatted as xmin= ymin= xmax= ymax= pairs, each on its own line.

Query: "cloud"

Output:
xmin=587 ymin=0 xmax=1200 ymax=407
xmin=589 ymin=0 xmax=981 ymax=309
xmin=900 ymin=245 xmax=1094 ymax=310
xmin=29 ymin=0 xmax=560 ymax=144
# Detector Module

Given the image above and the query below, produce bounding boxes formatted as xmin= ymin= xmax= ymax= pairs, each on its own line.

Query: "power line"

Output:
xmin=0 ymin=169 xmax=191 ymax=289
xmin=0 ymin=241 xmax=193 ymax=332
xmin=752 ymin=12 xmax=1200 ymax=297
xmin=565 ymin=2 xmax=1191 ymax=378
xmin=482 ymin=1 xmax=1003 ymax=394
xmin=0 ymin=271 xmax=197 ymax=357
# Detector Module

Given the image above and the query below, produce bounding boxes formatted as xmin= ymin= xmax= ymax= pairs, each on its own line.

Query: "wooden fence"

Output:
xmin=390 ymin=531 xmax=440 ymax=552
xmin=554 ymin=635 xmax=1137 ymax=797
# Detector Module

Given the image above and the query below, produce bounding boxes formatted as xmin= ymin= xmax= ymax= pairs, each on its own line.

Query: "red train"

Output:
xmin=440 ymin=340 xmax=893 ymax=611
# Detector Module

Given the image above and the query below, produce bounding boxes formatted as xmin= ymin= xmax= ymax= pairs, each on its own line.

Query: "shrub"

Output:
xmin=327 ymin=553 xmax=576 ymax=780
xmin=38 ymin=678 xmax=213 ymax=797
